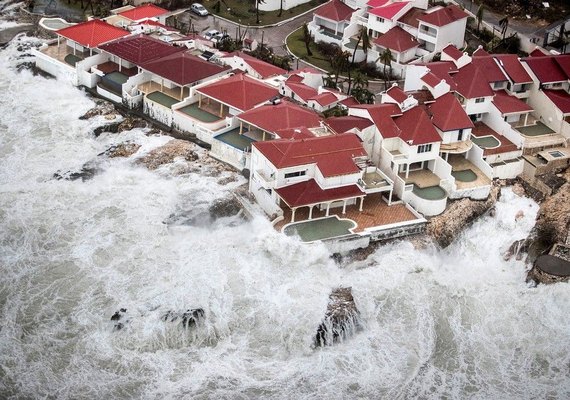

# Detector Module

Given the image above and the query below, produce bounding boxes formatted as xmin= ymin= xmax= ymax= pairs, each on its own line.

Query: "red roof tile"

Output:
xmin=422 ymin=62 xmax=458 ymax=90
xmin=543 ymin=89 xmax=570 ymax=114
xmin=197 ymin=73 xmax=278 ymax=111
xmin=367 ymin=0 xmax=390 ymax=7
xmin=442 ymin=44 xmax=464 ymax=60
xmin=135 ymin=18 xmax=177 ymax=32
xmin=369 ymin=2 xmax=409 ymax=20
xmin=340 ymin=97 xmax=360 ymax=106
xmin=223 ymin=51 xmax=286 ymax=78
xmin=238 ymin=100 xmax=321 ymax=134
xmin=472 ymin=56 xmax=508 ymax=83
xmin=427 ymin=93 xmax=473 ymax=131
xmin=472 ymin=47 xmax=490 ymax=57
xmin=374 ymin=26 xmax=419 ymax=53
xmin=276 ymin=179 xmax=364 ymax=208
xmin=310 ymin=92 xmax=338 ymax=106
xmin=492 ymin=90 xmax=533 ymax=115
xmin=360 ymin=104 xmax=402 ymax=138
xmin=494 ymin=54 xmax=533 ymax=84
xmin=398 ymin=7 xmax=424 ymax=28
xmin=393 ymin=106 xmax=441 ymax=145
xmin=57 ymin=19 xmax=129 ymax=48
xmin=314 ymin=0 xmax=354 ymax=22
xmin=386 ymin=85 xmax=408 ymax=103
xmin=523 ymin=56 xmax=568 ymax=83
xmin=286 ymin=81 xmax=319 ymax=102
xmin=554 ymin=55 xmax=570 ymax=78
xmin=254 ymin=134 xmax=365 ymax=178
xmin=417 ymin=5 xmax=468 ymax=27
xmin=453 ymin=63 xmax=494 ymax=98
xmin=99 ymin=34 xmax=183 ymax=65
xmin=421 ymin=71 xmax=443 ymax=87
xmin=529 ymin=48 xmax=548 ymax=57
xmin=325 ymin=115 xmax=374 ymax=133
xmin=119 ymin=4 xmax=167 ymax=21
xmin=141 ymin=52 xmax=230 ymax=86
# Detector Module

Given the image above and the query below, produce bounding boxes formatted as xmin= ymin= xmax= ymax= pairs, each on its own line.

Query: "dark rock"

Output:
xmin=100 ymin=142 xmax=141 ymax=158
xmin=113 ymin=323 xmax=124 ymax=331
xmin=162 ymin=308 xmax=205 ymax=328
xmin=117 ymin=116 xmax=148 ymax=133
xmin=137 ymin=139 xmax=199 ymax=170
xmin=110 ymin=308 xmax=128 ymax=331
xmin=504 ymin=238 xmax=530 ymax=261
xmin=53 ymin=162 xmax=98 ymax=182
xmin=79 ymin=100 xmax=115 ymax=120
xmin=111 ymin=312 xmax=121 ymax=321
xmin=208 ymin=196 xmax=242 ymax=219
xmin=93 ymin=121 xmax=122 ymax=137
xmin=315 ymin=287 xmax=361 ymax=347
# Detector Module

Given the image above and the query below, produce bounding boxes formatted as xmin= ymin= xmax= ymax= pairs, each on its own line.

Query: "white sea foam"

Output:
xmin=1 ymin=35 xmax=570 ymax=399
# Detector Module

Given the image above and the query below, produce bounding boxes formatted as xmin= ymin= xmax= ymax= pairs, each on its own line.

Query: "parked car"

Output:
xmin=203 ymin=29 xmax=220 ymax=40
xmin=190 ymin=3 xmax=208 ymax=16
xmin=211 ymin=32 xmax=230 ymax=44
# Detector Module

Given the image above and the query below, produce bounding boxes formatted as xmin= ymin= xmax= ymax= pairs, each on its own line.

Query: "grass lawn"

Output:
xmin=286 ymin=26 xmax=333 ymax=71
xmin=203 ymin=0 xmax=326 ymax=26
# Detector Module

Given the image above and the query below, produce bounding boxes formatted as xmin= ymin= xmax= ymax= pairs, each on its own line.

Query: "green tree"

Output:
xmin=476 ymin=4 xmax=484 ymax=32
xmin=347 ymin=26 xmax=371 ymax=94
xmin=255 ymin=0 xmax=265 ymax=24
xmin=351 ymin=87 xmax=375 ymax=104
xmin=302 ymin=23 xmax=313 ymax=56
xmin=322 ymin=73 xmax=337 ymax=89
xmin=331 ymin=50 xmax=350 ymax=87
xmin=377 ymin=48 xmax=393 ymax=90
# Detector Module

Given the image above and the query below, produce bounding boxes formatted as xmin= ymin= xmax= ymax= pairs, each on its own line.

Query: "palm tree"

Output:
xmin=377 ymin=48 xmax=392 ymax=90
xmin=499 ymin=16 xmax=509 ymax=41
xmin=278 ymin=0 xmax=283 ymax=17
xmin=352 ymin=72 xmax=368 ymax=90
xmin=332 ymin=50 xmax=350 ymax=87
xmin=347 ymin=26 xmax=371 ymax=94
xmin=322 ymin=73 xmax=337 ymax=89
xmin=476 ymin=4 xmax=484 ymax=32
xmin=255 ymin=0 xmax=265 ymax=24
xmin=302 ymin=23 xmax=313 ymax=56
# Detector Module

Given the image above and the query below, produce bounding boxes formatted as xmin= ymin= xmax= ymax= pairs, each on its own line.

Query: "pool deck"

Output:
xmin=41 ymin=43 xmax=87 ymax=65
xmin=177 ymin=103 xmax=221 ymax=123
xmin=400 ymin=169 xmax=441 ymax=188
xmin=138 ymin=81 xmax=189 ymax=102
xmin=215 ymin=128 xmax=255 ymax=150
xmin=471 ymin=122 xmax=519 ymax=156
xmin=447 ymin=155 xmax=491 ymax=189
xmin=274 ymin=193 xmax=419 ymax=233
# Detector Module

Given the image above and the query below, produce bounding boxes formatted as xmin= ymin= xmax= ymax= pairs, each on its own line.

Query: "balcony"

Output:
xmin=358 ymin=167 xmax=393 ymax=194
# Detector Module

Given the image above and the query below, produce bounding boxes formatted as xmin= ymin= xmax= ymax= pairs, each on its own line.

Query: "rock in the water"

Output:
xmin=503 ymin=238 xmax=530 ymax=261
xmin=80 ymin=100 xmax=116 ymax=120
xmin=117 ymin=116 xmax=149 ymax=133
xmin=512 ymin=182 xmax=526 ymax=197
xmin=515 ymin=210 xmax=525 ymax=221
xmin=101 ymin=143 xmax=141 ymax=158
xmin=527 ymin=253 xmax=570 ymax=285
xmin=110 ymin=308 xmax=128 ymax=331
xmin=162 ymin=308 xmax=205 ymax=328
xmin=137 ymin=139 xmax=199 ymax=170
xmin=315 ymin=287 xmax=361 ymax=347
xmin=427 ymin=181 xmax=501 ymax=248
xmin=208 ymin=196 xmax=242 ymax=219
xmin=53 ymin=161 xmax=98 ymax=182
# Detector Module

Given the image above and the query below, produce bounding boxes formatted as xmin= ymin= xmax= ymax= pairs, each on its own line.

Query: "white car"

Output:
xmin=203 ymin=29 xmax=220 ymax=40
xmin=190 ymin=3 xmax=208 ymax=16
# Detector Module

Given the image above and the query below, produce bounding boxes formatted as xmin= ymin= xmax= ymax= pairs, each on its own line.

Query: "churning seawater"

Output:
xmin=1 ymin=34 xmax=570 ymax=400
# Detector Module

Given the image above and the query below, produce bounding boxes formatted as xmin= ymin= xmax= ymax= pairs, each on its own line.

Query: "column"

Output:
xmin=308 ymin=205 xmax=314 ymax=220
xmin=219 ymin=103 xmax=223 ymax=117
xmin=180 ymin=86 xmax=184 ymax=99
xmin=359 ymin=197 xmax=364 ymax=212
xmin=326 ymin=202 xmax=331 ymax=216
xmin=388 ymin=189 xmax=393 ymax=206
xmin=291 ymin=208 xmax=296 ymax=222
xmin=198 ymin=94 xmax=202 ymax=108
xmin=405 ymin=164 xmax=410 ymax=179
xmin=118 ymin=58 xmax=122 ymax=72
xmin=263 ymin=131 xmax=266 ymax=141
xmin=342 ymin=200 xmax=347 ymax=214
xmin=524 ymin=112 xmax=529 ymax=126
xmin=239 ymin=121 xmax=243 ymax=134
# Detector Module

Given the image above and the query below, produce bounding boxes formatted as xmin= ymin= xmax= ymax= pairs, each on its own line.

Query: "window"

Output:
xmin=417 ymin=144 xmax=432 ymax=153
xmin=285 ymin=171 xmax=306 ymax=179
xmin=458 ymin=129 xmax=464 ymax=141
xmin=376 ymin=16 xmax=384 ymax=23
xmin=475 ymin=97 xmax=485 ymax=103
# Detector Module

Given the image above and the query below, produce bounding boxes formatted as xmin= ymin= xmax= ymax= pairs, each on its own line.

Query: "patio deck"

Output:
xmin=215 ymin=128 xmax=255 ymax=150
xmin=138 ymin=81 xmax=189 ymax=101
xmin=177 ymin=103 xmax=221 ymax=123
xmin=516 ymin=121 xmax=555 ymax=136
xmin=41 ymin=43 xmax=88 ymax=64
xmin=471 ymin=122 xmax=519 ymax=156
xmin=447 ymin=155 xmax=491 ymax=189
xmin=96 ymin=61 xmax=137 ymax=76
xmin=274 ymin=193 xmax=418 ymax=233
xmin=283 ymin=216 xmax=356 ymax=242
xmin=147 ymin=91 xmax=179 ymax=108
xmin=399 ymin=169 xmax=441 ymax=188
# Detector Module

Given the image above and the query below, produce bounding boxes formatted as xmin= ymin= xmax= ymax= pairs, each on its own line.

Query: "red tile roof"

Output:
xmin=523 ymin=56 xmax=568 ymax=83
xmin=492 ymin=90 xmax=533 ymax=115
xmin=224 ymin=51 xmax=286 ymax=78
xmin=398 ymin=7 xmax=424 ymax=28
xmin=135 ymin=18 xmax=177 ymax=32
xmin=367 ymin=0 xmax=390 ymax=7
xmin=238 ymin=100 xmax=321 ymax=134
xmin=417 ymin=5 xmax=468 ymax=27
xmin=472 ymin=56 xmax=508 ymax=83
xmin=99 ymin=34 xmax=184 ymax=65
xmin=453 ymin=63 xmax=494 ymax=98
xmin=427 ymin=93 xmax=473 ymax=131
xmin=393 ymin=106 xmax=441 ymax=145
xmin=543 ymin=89 xmax=570 ymax=114
xmin=369 ymin=2 xmax=409 ymax=20
xmin=374 ymin=26 xmax=419 ymax=53
xmin=310 ymin=92 xmax=338 ymax=106
xmin=472 ymin=47 xmax=490 ymax=57
xmin=340 ymin=96 xmax=360 ymax=106
xmin=254 ymin=134 xmax=365 ymax=178
xmin=360 ymin=104 xmax=402 ymax=138
xmin=119 ymin=4 xmax=167 ymax=21
xmin=386 ymin=85 xmax=408 ymax=103
xmin=529 ymin=48 xmax=548 ymax=57
xmin=442 ymin=44 xmax=464 ymax=61
xmin=276 ymin=179 xmax=364 ymax=208
xmin=141 ymin=52 xmax=230 ymax=86
xmin=422 ymin=62 xmax=458 ymax=90
xmin=554 ymin=55 xmax=570 ymax=78
xmin=421 ymin=71 xmax=444 ymax=87
xmin=494 ymin=54 xmax=533 ymax=84
xmin=286 ymin=81 xmax=319 ymax=102
xmin=56 ymin=19 xmax=129 ymax=48
xmin=196 ymin=73 xmax=278 ymax=111
xmin=314 ymin=0 xmax=354 ymax=22
xmin=325 ymin=115 xmax=374 ymax=133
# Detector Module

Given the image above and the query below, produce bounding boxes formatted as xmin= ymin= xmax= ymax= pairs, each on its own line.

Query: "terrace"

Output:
xmin=446 ymin=154 xmax=491 ymax=189
xmin=274 ymin=193 xmax=418 ymax=233
xmin=471 ymin=122 xmax=519 ymax=156
xmin=41 ymin=43 xmax=88 ymax=66
xmin=214 ymin=128 xmax=256 ymax=151
xmin=138 ymin=81 xmax=189 ymax=102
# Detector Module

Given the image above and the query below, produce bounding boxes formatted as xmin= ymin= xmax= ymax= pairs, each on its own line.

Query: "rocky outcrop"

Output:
xmin=208 ymin=196 xmax=243 ymax=219
xmin=110 ymin=308 xmax=129 ymax=331
xmin=53 ymin=161 xmax=98 ymax=181
xmin=315 ymin=287 xmax=361 ymax=347
xmin=136 ymin=139 xmax=199 ymax=170
xmin=80 ymin=100 xmax=116 ymax=120
xmin=102 ymin=143 xmax=141 ymax=158
xmin=162 ymin=309 xmax=205 ymax=328
xmin=427 ymin=181 xmax=501 ymax=248
xmin=117 ymin=116 xmax=149 ymax=133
